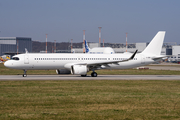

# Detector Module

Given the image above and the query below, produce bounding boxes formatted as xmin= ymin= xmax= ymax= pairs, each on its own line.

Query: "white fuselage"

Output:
xmin=4 ymin=52 xmax=154 ymax=70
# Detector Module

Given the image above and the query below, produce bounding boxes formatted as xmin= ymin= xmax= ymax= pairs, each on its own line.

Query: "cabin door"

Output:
xmin=24 ymin=55 xmax=29 ymax=64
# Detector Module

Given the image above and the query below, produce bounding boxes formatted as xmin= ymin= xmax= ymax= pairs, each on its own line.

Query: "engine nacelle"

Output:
xmin=56 ymin=69 xmax=71 ymax=74
xmin=71 ymin=65 xmax=88 ymax=75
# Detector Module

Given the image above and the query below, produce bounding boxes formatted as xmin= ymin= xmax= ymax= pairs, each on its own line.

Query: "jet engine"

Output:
xmin=56 ymin=69 xmax=71 ymax=74
xmin=71 ymin=65 xmax=88 ymax=75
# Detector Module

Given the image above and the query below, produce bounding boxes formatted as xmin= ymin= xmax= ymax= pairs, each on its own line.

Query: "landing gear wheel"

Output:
xmin=91 ymin=72 xmax=97 ymax=77
xmin=23 ymin=70 xmax=27 ymax=77
xmin=81 ymin=74 xmax=87 ymax=77
xmin=23 ymin=74 xmax=27 ymax=77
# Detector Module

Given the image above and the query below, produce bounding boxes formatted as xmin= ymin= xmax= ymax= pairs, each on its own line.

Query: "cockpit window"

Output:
xmin=12 ymin=57 xmax=19 ymax=60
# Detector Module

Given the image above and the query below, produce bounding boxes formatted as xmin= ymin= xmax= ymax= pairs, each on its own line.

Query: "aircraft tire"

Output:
xmin=81 ymin=74 xmax=87 ymax=77
xmin=23 ymin=74 xmax=27 ymax=77
xmin=91 ymin=72 xmax=97 ymax=77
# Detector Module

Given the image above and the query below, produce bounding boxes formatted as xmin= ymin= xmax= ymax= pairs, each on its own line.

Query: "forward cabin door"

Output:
xmin=24 ymin=55 xmax=29 ymax=64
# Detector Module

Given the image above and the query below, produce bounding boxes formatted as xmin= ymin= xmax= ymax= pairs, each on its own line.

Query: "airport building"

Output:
xmin=0 ymin=37 xmax=32 ymax=56
xmin=168 ymin=46 xmax=180 ymax=62
xmin=71 ymin=42 xmax=180 ymax=62
xmin=72 ymin=42 xmax=163 ymax=54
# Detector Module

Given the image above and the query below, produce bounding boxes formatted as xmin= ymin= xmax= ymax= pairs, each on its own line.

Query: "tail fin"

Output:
xmin=85 ymin=40 xmax=90 ymax=53
xmin=142 ymin=31 xmax=166 ymax=55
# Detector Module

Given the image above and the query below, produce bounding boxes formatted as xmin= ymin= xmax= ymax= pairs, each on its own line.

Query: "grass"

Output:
xmin=0 ymin=80 xmax=180 ymax=119
xmin=1 ymin=63 xmax=180 ymax=75
xmin=1 ymin=63 xmax=180 ymax=119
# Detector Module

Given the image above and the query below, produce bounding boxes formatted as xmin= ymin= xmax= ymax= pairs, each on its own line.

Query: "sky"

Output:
xmin=0 ymin=0 xmax=180 ymax=44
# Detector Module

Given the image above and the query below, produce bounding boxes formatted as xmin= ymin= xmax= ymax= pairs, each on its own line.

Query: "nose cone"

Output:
xmin=4 ymin=61 xmax=12 ymax=68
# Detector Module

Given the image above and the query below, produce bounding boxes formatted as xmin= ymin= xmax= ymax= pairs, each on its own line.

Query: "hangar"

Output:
xmin=0 ymin=37 xmax=32 ymax=56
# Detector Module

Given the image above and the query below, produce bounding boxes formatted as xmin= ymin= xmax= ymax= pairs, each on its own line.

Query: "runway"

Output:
xmin=0 ymin=75 xmax=180 ymax=80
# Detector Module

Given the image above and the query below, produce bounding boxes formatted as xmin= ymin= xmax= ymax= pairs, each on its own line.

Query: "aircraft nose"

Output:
xmin=4 ymin=61 xmax=12 ymax=68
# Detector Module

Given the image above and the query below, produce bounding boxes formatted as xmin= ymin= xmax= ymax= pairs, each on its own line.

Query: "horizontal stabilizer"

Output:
xmin=152 ymin=55 xmax=172 ymax=61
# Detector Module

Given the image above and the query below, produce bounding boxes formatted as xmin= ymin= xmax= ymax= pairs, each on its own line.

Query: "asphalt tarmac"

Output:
xmin=0 ymin=75 xmax=180 ymax=80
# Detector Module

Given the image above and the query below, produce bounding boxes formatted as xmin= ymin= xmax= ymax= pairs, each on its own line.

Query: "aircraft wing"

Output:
xmin=64 ymin=50 xmax=138 ymax=70
xmin=86 ymin=50 xmax=138 ymax=69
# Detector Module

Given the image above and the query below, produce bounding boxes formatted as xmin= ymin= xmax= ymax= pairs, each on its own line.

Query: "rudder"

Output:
xmin=142 ymin=31 xmax=166 ymax=55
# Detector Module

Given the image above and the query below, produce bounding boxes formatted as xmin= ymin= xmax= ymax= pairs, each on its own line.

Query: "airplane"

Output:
xmin=4 ymin=31 xmax=166 ymax=77
xmin=85 ymin=40 xmax=115 ymax=54
xmin=85 ymin=40 xmax=90 ymax=53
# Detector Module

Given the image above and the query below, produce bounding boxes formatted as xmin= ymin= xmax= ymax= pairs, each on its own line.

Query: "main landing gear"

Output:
xmin=91 ymin=72 xmax=97 ymax=77
xmin=80 ymin=72 xmax=98 ymax=77
xmin=23 ymin=70 xmax=27 ymax=77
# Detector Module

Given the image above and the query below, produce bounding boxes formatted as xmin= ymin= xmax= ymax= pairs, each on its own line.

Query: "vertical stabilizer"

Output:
xmin=85 ymin=40 xmax=90 ymax=53
xmin=142 ymin=31 xmax=166 ymax=55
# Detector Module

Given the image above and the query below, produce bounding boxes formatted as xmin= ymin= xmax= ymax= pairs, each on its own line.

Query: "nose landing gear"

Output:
xmin=23 ymin=70 xmax=27 ymax=77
